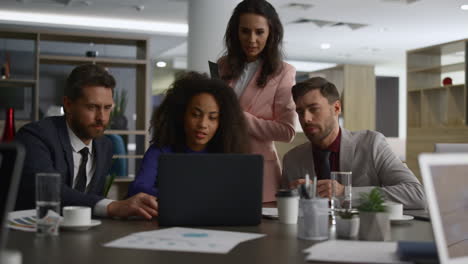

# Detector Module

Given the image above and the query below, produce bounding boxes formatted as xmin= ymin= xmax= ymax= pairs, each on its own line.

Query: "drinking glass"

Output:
xmin=36 ymin=173 xmax=61 ymax=236
xmin=331 ymin=171 xmax=352 ymax=211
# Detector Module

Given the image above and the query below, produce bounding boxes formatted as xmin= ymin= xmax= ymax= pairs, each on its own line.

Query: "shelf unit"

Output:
xmin=406 ymin=39 xmax=468 ymax=179
xmin=0 ymin=79 xmax=36 ymax=86
xmin=0 ymin=28 xmax=151 ymax=183
xmin=308 ymin=64 xmax=376 ymax=131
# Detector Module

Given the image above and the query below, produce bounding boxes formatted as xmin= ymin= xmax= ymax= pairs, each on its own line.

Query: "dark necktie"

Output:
xmin=316 ymin=149 xmax=331 ymax=180
xmin=74 ymin=147 xmax=89 ymax=193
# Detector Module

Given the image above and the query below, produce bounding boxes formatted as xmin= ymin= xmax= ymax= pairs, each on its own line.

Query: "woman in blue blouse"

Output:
xmin=128 ymin=72 xmax=249 ymax=197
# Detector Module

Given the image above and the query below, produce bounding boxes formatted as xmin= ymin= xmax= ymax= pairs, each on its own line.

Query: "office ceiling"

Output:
xmin=1 ymin=0 xmax=468 ymax=69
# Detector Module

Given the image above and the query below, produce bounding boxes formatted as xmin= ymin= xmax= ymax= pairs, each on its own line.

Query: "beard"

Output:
xmin=69 ymin=116 xmax=107 ymax=142
xmin=304 ymin=110 xmax=337 ymax=146
xmin=307 ymin=123 xmax=334 ymax=145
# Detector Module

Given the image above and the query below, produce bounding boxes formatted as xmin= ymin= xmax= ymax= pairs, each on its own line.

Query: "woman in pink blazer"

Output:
xmin=218 ymin=0 xmax=296 ymax=202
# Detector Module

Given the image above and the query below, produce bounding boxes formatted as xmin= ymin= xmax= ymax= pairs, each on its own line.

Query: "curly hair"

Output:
xmin=222 ymin=0 xmax=284 ymax=88
xmin=150 ymin=72 xmax=249 ymax=153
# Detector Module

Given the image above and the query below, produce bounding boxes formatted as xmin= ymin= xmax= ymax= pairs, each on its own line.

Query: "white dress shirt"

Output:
xmin=66 ymin=123 xmax=113 ymax=217
xmin=233 ymin=60 xmax=260 ymax=98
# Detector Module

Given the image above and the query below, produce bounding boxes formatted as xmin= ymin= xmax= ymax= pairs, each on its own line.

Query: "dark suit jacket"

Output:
xmin=14 ymin=116 xmax=113 ymax=211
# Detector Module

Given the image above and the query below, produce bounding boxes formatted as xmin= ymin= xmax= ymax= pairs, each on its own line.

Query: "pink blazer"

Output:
xmin=219 ymin=58 xmax=297 ymax=202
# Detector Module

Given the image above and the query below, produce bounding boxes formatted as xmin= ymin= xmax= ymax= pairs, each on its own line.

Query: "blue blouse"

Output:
xmin=127 ymin=145 xmax=207 ymax=197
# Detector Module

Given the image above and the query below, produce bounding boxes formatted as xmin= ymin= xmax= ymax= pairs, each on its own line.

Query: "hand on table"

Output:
xmin=107 ymin=192 xmax=158 ymax=219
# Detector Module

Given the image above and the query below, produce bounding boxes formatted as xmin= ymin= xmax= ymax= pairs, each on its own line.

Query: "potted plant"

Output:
xmin=110 ymin=89 xmax=128 ymax=130
xmin=357 ymin=187 xmax=391 ymax=241
xmin=336 ymin=209 xmax=359 ymax=239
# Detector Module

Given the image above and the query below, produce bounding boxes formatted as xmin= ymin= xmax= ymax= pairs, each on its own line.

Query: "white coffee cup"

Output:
xmin=383 ymin=202 xmax=403 ymax=220
xmin=62 ymin=206 xmax=91 ymax=226
xmin=276 ymin=189 xmax=299 ymax=224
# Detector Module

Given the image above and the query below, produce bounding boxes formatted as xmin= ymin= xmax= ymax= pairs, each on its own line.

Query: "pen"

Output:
xmin=312 ymin=176 xmax=317 ymax=198
xmin=300 ymin=184 xmax=310 ymax=199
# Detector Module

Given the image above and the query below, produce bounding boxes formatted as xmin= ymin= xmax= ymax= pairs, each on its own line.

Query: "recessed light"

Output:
xmin=320 ymin=43 xmax=331 ymax=50
xmin=156 ymin=61 xmax=167 ymax=68
xmin=461 ymin=4 xmax=468 ymax=10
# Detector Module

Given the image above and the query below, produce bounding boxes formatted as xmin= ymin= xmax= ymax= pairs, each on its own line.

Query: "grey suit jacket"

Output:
xmin=282 ymin=128 xmax=426 ymax=209
xmin=14 ymin=116 xmax=113 ymax=211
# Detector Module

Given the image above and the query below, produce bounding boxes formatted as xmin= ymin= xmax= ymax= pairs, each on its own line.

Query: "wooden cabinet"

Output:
xmin=308 ymin=64 xmax=376 ymax=131
xmin=406 ymin=39 xmax=468 ymax=179
xmin=0 ymin=29 xmax=151 ymax=189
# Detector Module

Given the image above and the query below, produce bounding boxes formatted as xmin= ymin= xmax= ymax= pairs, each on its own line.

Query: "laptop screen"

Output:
xmin=429 ymin=164 xmax=468 ymax=259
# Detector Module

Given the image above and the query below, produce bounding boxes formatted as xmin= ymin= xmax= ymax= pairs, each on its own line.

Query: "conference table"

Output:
xmin=6 ymin=210 xmax=433 ymax=264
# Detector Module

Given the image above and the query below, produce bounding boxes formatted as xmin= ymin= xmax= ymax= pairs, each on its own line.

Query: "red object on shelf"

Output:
xmin=443 ymin=77 xmax=452 ymax=86
xmin=2 ymin=108 xmax=16 ymax=142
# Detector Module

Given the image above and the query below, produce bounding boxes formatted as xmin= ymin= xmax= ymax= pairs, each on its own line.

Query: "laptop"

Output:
xmin=0 ymin=143 xmax=25 ymax=255
xmin=408 ymin=143 xmax=468 ymax=222
xmin=419 ymin=153 xmax=468 ymax=264
xmin=157 ymin=154 xmax=263 ymax=226
xmin=434 ymin=143 xmax=468 ymax=153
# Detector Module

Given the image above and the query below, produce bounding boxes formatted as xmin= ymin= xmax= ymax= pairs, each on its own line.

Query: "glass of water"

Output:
xmin=36 ymin=173 xmax=61 ymax=236
xmin=331 ymin=171 xmax=352 ymax=212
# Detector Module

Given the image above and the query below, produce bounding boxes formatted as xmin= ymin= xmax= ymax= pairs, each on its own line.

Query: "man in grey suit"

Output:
xmin=283 ymin=77 xmax=425 ymax=209
xmin=15 ymin=64 xmax=158 ymax=219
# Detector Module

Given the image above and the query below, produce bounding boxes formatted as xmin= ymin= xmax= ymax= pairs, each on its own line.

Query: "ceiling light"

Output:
xmin=461 ymin=5 xmax=468 ymax=10
xmin=285 ymin=60 xmax=336 ymax=72
xmin=0 ymin=10 xmax=188 ymax=36
xmin=156 ymin=61 xmax=167 ymax=68
xmin=320 ymin=43 xmax=331 ymax=50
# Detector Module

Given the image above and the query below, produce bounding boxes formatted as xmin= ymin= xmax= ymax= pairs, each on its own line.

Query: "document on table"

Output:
xmin=8 ymin=209 xmax=36 ymax=232
xmin=304 ymin=240 xmax=411 ymax=264
xmin=104 ymin=227 xmax=265 ymax=254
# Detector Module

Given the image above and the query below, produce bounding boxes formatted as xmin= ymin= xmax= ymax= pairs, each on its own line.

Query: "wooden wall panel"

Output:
xmin=406 ymin=127 xmax=468 ymax=181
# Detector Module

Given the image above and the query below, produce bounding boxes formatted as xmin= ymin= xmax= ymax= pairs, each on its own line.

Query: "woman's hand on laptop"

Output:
xmin=107 ymin=193 xmax=158 ymax=219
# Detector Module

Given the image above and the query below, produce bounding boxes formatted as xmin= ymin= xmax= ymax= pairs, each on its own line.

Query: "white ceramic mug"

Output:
xmin=383 ymin=202 xmax=403 ymax=220
xmin=62 ymin=206 xmax=91 ymax=226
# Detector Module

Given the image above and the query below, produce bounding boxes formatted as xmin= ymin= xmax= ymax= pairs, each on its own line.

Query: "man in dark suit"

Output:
xmin=15 ymin=64 xmax=158 ymax=219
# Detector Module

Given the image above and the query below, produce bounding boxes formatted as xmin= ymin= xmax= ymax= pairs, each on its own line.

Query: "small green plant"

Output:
xmin=111 ymin=89 xmax=127 ymax=117
xmin=103 ymin=173 xmax=116 ymax=198
xmin=338 ymin=209 xmax=358 ymax=219
xmin=357 ymin=187 xmax=386 ymax=212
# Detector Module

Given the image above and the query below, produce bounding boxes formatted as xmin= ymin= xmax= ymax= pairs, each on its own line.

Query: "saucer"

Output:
xmin=390 ymin=215 xmax=414 ymax=224
xmin=262 ymin=208 xmax=278 ymax=219
xmin=60 ymin=219 xmax=101 ymax=231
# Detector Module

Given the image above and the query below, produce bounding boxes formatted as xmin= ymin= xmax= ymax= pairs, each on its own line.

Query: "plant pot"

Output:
xmin=359 ymin=212 xmax=390 ymax=241
xmin=336 ymin=216 xmax=359 ymax=239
